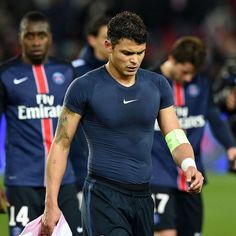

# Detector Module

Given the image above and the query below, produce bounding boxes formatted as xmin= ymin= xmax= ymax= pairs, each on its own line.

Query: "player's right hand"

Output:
xmin=185 ymin=166 xmax=204 ymax=194
xmin=40 ymin=206 xmax=61 ymax=236
xmin=0 ymin=186 xmax=9 ymax=214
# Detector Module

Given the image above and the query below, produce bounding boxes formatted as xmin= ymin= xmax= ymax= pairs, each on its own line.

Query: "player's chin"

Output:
xmin=125 ymin=70 xmax=137 ymax=76
xmin=30 ymin=55 xmax=45 ymax=64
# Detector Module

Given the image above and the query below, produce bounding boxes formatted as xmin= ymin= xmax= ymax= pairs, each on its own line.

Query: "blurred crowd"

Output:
xmin=0 ymin=0 xmax=236 ymax=70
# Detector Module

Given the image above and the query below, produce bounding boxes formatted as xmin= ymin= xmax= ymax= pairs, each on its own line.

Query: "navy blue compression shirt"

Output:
xmin=64 ymin=66 xmax=173 ymax=184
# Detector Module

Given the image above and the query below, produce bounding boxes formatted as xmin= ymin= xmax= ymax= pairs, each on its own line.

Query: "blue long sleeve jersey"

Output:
xmin=151 ymin=68 xmax=236 ymax=190
xmin=0 ymin=56 xmax=76 ymax=186
xmin=64 ymin=66 xmax=173 ymax=184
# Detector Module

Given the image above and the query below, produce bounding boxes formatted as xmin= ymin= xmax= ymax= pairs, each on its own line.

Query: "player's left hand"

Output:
xmin=40 ymin=205 xmax=61 ymax=236
xmin=227 ymin=147 xmax=236 ymax=172
xmin=185 ymin=166 xmax=204 ymax=194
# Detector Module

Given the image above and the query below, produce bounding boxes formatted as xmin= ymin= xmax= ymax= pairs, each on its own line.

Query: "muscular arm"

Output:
xmin=45 ymin=106 xmax=81 ymax=205
xmin=158 ymin=106 xmax=194 ymax=166
xmin=42 ymin=106 xmax=81 ymax=235
xmin=158 ymin=106 xmax=203 ymax=193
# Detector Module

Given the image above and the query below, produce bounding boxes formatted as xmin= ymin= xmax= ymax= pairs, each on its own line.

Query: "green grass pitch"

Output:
xmin=203 ymin=172 xmax=236 ymax=236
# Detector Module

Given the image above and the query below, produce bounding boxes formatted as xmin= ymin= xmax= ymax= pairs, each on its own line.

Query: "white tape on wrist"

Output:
xmin=181 ymin=158 xmax=197 ymax=171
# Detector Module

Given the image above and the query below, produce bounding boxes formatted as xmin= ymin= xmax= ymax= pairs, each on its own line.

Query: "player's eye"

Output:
xmin=25 ymin=33 xmax=34 ymax=40
xmin=122 ymin=51 xmax=133 ymax=56
xmin=38 ymin=32 xmax=47 ymax=39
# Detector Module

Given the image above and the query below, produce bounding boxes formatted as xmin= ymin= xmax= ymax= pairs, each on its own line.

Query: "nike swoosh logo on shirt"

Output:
xmin=123 ymin=99 xmax=138 ymax=104
xmin=13 ymin=77 xmax=28 ymax=85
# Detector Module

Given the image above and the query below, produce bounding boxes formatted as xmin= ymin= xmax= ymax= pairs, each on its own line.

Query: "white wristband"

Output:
xmin=181 ymin=158 xmax=197 ymax=171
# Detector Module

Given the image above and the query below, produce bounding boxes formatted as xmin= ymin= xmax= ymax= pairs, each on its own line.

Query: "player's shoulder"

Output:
xmin=193 ymin=71 xmax=209 ymax=86
xmin=71 ymin=66 xmax=104 ymax=88
xmin=48 ymin=56 xmax=73 ymax=68
xmin=72 ymin=58 xmax=86 ymax=68
xmin=48 ymin=57 xmax=76 ymax=78
xmin=0 ymin=56 xmax=21 ymax=74
xmin=72 ymin=58 xmax=95 ymax=77
xmin=139 ymin=68 xmax=166 ymax=78
xmin=138 ymin=68 xmax=169 ymax=85
xmin=78 ymin=66 xmax=104 ymax=81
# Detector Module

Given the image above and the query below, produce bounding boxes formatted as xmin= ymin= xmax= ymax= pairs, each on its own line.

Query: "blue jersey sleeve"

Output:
xmin=158 ymin=74 xmax=174 ymax=109
xmin=64 ymin=76 xmax=89 ymax=116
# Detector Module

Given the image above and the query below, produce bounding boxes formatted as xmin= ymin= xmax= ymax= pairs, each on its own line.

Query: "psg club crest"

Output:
xmin=187 ymin=84 xmax=199 ymax=97
xmin=52 ymin=72 xmax=65 ymax=85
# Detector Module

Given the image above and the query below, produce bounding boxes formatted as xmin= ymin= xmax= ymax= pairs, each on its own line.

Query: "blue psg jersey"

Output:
xmin=151 ymin=69 xmax=235 ymax=190
xmin=0 ymin=56 xmax=76 ymax=186
xmin=64 ymin=66 xmax=173 ymax=184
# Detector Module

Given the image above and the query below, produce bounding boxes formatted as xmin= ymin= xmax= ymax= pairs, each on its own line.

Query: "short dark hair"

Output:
xmin=107 ymin=11 xmax=148 ymax=46
xmin=171 ymin=36 xmax=206 ymax=71
xmin=85 ymin=15 xmax=110 ymax=37
xmin=20 ymin=11 xmax=51 ymax=32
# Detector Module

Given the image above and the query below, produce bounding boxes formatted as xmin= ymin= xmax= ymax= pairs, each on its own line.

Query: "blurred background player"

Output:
xmin=70 ymin=14 xmax=110 ymax=196
xmin=213 ymin=57 xmax=236 ymax=171
xmin=72 ymin=14 xmax=110 ymax=77
xmin=0 ymin=11 xmax=81 ymax=236
xmin=150 ymin=36 xmax=236 ymax=236
xmin=213 ymin=58 xmax=236 ymax=132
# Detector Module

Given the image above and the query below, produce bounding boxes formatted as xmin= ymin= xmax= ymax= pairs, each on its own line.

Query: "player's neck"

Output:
xmin=105 ymin=62 xmax=136 ymax=87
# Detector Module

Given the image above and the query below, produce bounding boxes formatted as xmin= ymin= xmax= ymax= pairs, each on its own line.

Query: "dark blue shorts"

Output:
xmin=151 ymin=186 xmax=203 ymax=236
xmin=81 ymin=175 xmax=154 ymax=236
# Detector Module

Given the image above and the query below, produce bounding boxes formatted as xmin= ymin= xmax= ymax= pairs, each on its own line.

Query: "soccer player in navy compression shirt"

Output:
xmin=0 ymin=11 xmax=81 ymax=236
xmin=150 ymin=36 xmax=236 ymax=236
xmin=41 ymin=12 xmax=204 ymax=236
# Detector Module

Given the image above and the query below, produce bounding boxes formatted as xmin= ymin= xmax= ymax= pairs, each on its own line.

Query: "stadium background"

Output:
xmin=0 ymin=0 xmax=236 ymax=235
